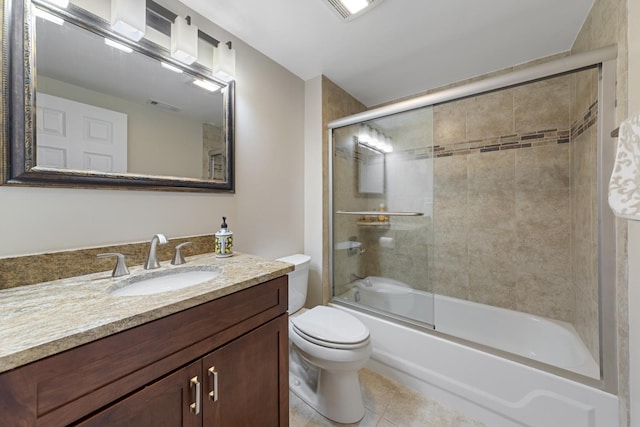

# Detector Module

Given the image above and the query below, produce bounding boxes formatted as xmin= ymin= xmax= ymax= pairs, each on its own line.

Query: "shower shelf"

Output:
xmin=356 ymin=221 xmax=390 ymax=227
xmin=335 ymin=211 xmax=424 ymax=216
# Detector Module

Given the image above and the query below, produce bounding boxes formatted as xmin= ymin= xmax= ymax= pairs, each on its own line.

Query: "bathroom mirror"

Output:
xmin=357 ymin=142 xmax=385 ymax=195
xmin=0 ymin=0 xmax=235 ymax=192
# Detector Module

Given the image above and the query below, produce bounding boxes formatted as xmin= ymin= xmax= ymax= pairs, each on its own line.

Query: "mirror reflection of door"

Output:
xmin=36 ymin=93 xmax=127 ymax=172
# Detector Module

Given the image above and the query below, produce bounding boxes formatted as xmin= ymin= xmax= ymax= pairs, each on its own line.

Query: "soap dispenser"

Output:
xmin=214 ymin=216 xmax=234 ymax=257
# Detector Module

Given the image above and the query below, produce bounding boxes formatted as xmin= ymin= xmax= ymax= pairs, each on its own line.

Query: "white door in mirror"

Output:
xmin=36 ymin=93 xmax=127 ymax=172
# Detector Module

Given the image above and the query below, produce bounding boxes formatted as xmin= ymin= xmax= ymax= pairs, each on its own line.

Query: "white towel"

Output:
xmin=609 ymin=114 xmax=640 ymax=220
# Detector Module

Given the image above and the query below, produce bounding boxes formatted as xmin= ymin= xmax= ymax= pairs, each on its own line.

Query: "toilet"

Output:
xmin=277 ymin=254 xmax=371 ymax=424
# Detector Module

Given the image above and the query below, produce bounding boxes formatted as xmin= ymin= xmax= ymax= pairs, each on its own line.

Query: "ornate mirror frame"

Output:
xmin=0 ymin=0 xmax=235 ymax=192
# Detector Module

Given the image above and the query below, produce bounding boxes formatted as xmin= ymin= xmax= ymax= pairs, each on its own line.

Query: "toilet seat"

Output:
xmin=290 ymin=306 xmax=369 ymax=350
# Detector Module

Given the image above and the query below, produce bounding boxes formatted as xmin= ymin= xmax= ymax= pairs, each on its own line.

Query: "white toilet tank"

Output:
xmin=277 ymin=254 xmax=311 ymax=313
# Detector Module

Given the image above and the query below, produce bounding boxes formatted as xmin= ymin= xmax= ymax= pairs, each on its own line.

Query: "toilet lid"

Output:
xmin=291 ymin=306 xmax=369 ymax=345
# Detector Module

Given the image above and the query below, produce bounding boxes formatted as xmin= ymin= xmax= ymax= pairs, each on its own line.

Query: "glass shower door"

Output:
xmin=331 ymin=107 xmax=435 ymax=326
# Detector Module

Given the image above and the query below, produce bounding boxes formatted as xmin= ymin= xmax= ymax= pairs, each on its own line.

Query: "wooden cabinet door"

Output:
xmin=76 ymin=361 xmax=203 ymax=427
xmin=202 ymin=315 xmax=289 ymax=427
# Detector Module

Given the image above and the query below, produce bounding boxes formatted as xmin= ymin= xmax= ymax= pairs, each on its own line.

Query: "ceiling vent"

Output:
xmin=321 ymin=0 xmax=386 ymax=22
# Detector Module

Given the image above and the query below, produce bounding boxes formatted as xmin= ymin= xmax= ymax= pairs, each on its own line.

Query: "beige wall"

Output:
xmin=0 ymin=1 xmax=305 ymax=260
xmin=304 ymin=76 xmax=323 ymax=307
xmin=231 ymin=29 xmax=305 ymax=259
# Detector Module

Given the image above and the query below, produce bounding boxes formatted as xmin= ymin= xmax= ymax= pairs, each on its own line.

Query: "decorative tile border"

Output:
xmin=335 ymin=100 xmax=598 ymax=162
xmin=428 ymin=128 xmax=570 ymax=158
xmin=571 ymin=100 xmax=598 ymax=140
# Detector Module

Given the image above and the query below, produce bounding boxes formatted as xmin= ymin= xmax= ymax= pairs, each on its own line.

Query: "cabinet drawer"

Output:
xmin=28 ymin=276 xmax=286 ymax=426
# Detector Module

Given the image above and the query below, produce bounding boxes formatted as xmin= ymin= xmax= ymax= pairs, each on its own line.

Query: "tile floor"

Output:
xmin=289 ymin=368 xmax=486 ymax=426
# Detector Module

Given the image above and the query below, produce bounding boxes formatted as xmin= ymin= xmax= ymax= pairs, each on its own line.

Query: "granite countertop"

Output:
xmin=0 ymin=252 xmax=293 ymax=374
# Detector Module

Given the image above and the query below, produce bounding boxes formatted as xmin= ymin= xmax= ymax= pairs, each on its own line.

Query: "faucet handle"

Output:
xmin=171 ymin=242 xmax=192 ymax=265
xmin=98 ymin=253 xmax=130 ymax=278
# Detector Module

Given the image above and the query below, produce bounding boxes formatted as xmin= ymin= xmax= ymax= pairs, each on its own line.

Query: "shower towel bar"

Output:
xmin=336 ymin=210 xmax=424 ymax=216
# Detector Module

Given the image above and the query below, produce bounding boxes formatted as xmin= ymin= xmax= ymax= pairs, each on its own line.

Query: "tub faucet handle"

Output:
xmin=171 ymin=242 xmax=192 ymax=265
xmin=98 ymin=253 xmax=130 ymax=278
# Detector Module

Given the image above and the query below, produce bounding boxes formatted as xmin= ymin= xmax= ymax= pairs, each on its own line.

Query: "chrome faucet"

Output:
xmin=144 ymin=234 xmax=168 ymax=270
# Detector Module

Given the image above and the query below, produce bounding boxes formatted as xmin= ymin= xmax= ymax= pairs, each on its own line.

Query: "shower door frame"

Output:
xmin=328 ymin=45 xmax=619 ymax=393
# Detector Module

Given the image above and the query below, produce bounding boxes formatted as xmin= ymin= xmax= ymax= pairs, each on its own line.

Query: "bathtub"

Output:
xmin=346 ymin=277 xmax=598 ymax=378
xmin=335 ymin=279 xmax=618 ymax=426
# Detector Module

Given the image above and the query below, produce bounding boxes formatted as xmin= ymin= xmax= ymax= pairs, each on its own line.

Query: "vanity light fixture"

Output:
xmin=171 ymin=16 xmax=198 ymax=65
xmin=35 ymin=8 xmax=64 ymax=25
xmin=111 ymin=0 xmax=146 ymax=41
xmin=357 ymin=124 xmax=393 ymax=153
xmin=371 ymin=129 xmax=384 ymax=151
xmin=193 ymin=79 xmax=221 ymax=92
xmin=104 ymin=38 xmax=133 ymax=53
xmin=42 ymin=0 xmax=69 ymax=7
xmin=160 ymin=61 xmax=183 ymax=73
xmin=212 ymin=42 xmax=236 ymax=82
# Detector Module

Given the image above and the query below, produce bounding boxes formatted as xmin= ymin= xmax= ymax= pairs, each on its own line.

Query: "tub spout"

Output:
xmin=350 ymin=273 xmax=364 ymax=283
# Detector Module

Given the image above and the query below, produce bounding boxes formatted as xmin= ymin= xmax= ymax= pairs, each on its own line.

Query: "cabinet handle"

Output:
xmin=208 ymin=366 xmax=219 ymax=402
xmin=189 ymin=376 xmax=201 ymax=415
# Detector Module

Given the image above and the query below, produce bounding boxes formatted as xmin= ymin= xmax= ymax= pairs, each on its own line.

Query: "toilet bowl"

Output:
xmin=277 ymin=254 xmax=372 ymax=424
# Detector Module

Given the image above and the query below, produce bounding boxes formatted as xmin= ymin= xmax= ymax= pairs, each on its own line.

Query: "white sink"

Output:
xmin=108 ymin=266 xmax=221 ymax=297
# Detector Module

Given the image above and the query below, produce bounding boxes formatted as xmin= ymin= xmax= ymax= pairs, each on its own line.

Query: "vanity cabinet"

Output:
xmin=0 ymin=276 xmax=289 ymax=426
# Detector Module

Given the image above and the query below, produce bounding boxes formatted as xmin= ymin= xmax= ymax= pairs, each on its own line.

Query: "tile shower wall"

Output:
xmin=571 ymin=68 xmax=600 ymax=362
xmin=431 ymin=70 xmax=599 ymax=342
xmin=433 ymin=75 xmax=573 ymax=319
xmin=333 ymin=70 xmax=598 ymax=358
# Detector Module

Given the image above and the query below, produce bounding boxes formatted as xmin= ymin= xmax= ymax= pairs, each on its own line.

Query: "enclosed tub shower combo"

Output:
xmin=329 ymin=47 xmax=620 ymax=426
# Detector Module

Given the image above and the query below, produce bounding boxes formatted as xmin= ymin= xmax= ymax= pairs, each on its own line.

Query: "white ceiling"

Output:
xmin=180 ymin=0 xmax=595 ymax=107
